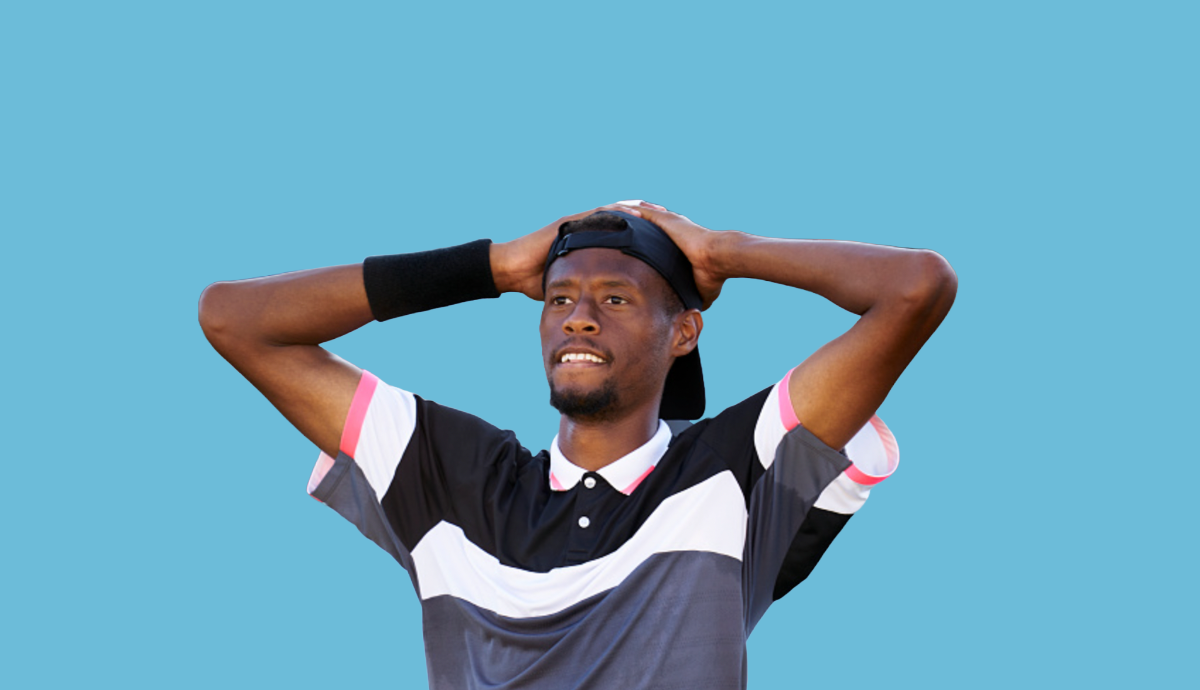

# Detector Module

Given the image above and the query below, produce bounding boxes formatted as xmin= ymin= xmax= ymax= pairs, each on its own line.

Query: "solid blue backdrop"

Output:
xmin=3 ymin=2 xmax=1195 ymax=688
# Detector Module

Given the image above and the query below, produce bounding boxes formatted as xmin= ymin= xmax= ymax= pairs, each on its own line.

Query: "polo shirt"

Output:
xmin=307 ymin=368 xmax=898 ymax=690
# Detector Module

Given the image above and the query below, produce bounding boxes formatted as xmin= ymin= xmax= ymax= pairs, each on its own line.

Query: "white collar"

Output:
xmin=548 ymin=420 xmax=671 ymax=496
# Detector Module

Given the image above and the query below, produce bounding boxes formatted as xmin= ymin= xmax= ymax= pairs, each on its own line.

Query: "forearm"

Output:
xmin=199 ymin=264 xmax=373 ymax=349
xmin=198 ymin=200 xmax=642 ymax=351
xmin=198 ymin=244 xmax=500 ymax=459
xmin=199 ymin=239 xmax=516 ymax=350
xmin=710 ymin=232 xmax=956 ymax=315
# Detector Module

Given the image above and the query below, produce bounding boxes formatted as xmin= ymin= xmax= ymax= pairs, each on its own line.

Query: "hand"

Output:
xmin=492 ymin=203 xmax=646 ymax=301
xmin=616 ymin=200 xmax=726 ymax=310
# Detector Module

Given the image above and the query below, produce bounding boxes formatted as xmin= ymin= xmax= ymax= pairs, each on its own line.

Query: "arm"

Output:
xmin=197 ymin=204 xmax=644 ymax=458
xmin=626 ymin=201 xmax=957 ymax=450
xmin=198 ymin=263 xmax=373 ymax=459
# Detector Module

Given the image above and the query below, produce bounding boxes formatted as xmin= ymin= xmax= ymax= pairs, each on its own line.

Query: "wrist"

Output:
xmin=488 ymin=241 xmax=521 ymax=294
xmin=363 ymin=240 xmax=499 ymax=321
xmin=704 ymin=230 xmax=747 ymax=281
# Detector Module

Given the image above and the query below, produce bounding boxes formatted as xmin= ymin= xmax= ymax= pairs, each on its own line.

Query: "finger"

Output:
xmin=616 ymin=200 xmax=669 ymax=212
xmin=617 ymin=202 xmax=682 ymax=225
xmin=600 ymin=203 xmax=643 ymax=218
xmin=614 ymin=199 xmax=666 ymax=214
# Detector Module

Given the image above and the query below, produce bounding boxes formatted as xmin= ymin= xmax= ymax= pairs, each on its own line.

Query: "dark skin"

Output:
xmin=541 ymin=249 xmax=701 ymax=470
xmin=198 ymin=200 xmax=956 ymax=472
xmin=197 ymin=202 xmax=650 ymax=461
xmin=626 ymin=200 xmax=958 ymax=452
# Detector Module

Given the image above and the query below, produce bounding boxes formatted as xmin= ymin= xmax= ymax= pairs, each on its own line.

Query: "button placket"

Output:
xmin=564 ymin=473 xmax=611 ymax=564
xmin=577 ymin=473 xmax=598 ymax=527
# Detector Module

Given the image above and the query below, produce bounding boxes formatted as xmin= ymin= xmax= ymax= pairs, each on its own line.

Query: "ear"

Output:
xmin=670 ymin=309 xmax=703 ymax=357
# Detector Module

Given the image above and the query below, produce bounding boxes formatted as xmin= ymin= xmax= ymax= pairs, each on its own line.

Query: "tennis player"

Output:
xmin=199 ymin=200 xmax=956 ymax=689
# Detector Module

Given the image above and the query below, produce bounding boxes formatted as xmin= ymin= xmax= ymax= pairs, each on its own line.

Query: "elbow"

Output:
xmin=198 ymin=281 xmax=237 ymax=346
xmin=897 ymin=250 xmax=958 ymax=317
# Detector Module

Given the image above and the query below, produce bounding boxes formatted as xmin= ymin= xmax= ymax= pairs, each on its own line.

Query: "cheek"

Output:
xmin=624 ymin=324 xmax=673 ymax=369
xmin=648 ymin=318 xmax=674 ymax=350
xmin=539 ymin=316 xmax=556 ymax=362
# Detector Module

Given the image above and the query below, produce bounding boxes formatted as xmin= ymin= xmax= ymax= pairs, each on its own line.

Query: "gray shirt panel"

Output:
xmin=743 ymin=425 xmax=852 ymax=633
xmin=420 ymin=551 xmax=747 ymax=690
xmin=313 ymin=450 xmax=416 ymax=577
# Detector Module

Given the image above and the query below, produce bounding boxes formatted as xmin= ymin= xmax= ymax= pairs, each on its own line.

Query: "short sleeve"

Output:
xmin=306 ymin=370 xmax=525 ymax=575
xmin=753 ymin=368 xmax=900 ymax=516
xmin=306 ymin=370 xmax=419 ymax=568
xmin=741 ymin=368 xmax=901 ymax=630
xmin=308 ymin=371 xmax=418 ymax=502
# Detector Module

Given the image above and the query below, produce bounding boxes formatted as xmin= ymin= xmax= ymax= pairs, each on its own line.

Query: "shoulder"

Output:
xmin=670 ymin=382 xmax=776 ymax=458
xmin=347 ymin=371 xmax=537 ymax=475
xmin=657 ymin=384 xmax=776 ymax=500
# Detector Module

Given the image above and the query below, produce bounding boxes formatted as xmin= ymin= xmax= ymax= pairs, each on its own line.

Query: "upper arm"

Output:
xmin=787 ymin=250 xmax=956 ymax=450
xmin=199 ymin=281 xmax=363 ymax=459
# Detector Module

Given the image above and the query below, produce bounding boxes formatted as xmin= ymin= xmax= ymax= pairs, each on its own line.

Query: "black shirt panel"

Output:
xmin=381 ymin=391 xmax=773 ymax=574
xmin=687 ymin=386 xmax=773 ymax=506
xmin=771 ymin=507 xmax=853 ymax=600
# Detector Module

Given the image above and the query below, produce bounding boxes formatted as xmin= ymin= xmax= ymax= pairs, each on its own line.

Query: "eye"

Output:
xmin=605 ymin=295 xmax=629 ymax=305
xmin=550 ymin=295 xmax=573 ymax=306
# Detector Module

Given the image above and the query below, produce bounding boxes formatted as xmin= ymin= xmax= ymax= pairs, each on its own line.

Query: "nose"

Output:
xmin=562 ymin=297 xmax=600 ymax=335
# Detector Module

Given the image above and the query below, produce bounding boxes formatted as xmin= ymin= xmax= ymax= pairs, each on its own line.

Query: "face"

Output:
xmin=540 ymin=248 xmax=689 ymax=422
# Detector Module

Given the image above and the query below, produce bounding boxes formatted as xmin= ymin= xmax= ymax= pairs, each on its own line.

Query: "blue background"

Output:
xmin=3 ymin=2 xmax=1196 ymax=688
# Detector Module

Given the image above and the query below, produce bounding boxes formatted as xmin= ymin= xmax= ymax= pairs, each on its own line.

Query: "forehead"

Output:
xmin=545 ymin=247 xmax=662 ymax=289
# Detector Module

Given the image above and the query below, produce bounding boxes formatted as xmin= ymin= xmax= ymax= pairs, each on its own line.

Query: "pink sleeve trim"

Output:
xmin=844 ymin=462 xmax=886 ymax=485
xmin=778 ymin=367 xmax=801 ymax=431
xmin=844 ymin=416 xmax=898 ymax=485
xmin=340 ymin=370 xmax=379 ymax=458
xmin=306 ymin=370 xmax=380 ymax=500
xmin=779 ymin=367 xmax=899 ymax=486
xmin=870 ymin=416 xmax=899 ymax=464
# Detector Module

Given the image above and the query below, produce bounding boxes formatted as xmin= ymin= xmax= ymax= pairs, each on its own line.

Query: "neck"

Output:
xmin=557 ymin=401 xmax=661 ymax=472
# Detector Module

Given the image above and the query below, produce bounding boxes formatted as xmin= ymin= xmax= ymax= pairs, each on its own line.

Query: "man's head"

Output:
xmin=540 ymin=211 xmax=704 ymax=422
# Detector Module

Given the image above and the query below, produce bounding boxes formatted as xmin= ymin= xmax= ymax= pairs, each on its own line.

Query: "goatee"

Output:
xmin=549 ymin=379 xmax=620 ymax=422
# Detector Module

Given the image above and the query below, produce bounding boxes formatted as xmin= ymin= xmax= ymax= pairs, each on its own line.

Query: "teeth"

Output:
xmin=560 ymin=353 xmax=605 ymax=364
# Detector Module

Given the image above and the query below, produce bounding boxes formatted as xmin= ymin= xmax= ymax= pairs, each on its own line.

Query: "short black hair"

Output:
xmin=562 ymin=212 xmax=686 ymax=316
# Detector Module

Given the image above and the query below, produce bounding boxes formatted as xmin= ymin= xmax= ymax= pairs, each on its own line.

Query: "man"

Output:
xmin=199 ymin=200 xmax=956 ymax=689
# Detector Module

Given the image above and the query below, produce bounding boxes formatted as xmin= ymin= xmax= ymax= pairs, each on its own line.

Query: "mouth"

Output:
xmin=553 ymin=347 xmax=610 ymax=368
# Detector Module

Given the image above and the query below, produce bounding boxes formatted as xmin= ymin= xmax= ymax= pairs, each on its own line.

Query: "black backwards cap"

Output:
xmin=543 ymin=210 xmax=705 ymax=420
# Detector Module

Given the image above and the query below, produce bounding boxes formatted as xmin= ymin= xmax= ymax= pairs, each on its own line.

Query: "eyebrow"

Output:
xmin=546 ymin=278 xmax=639 ymax=290
xmin=597 ymin=279 xmax=636 ymax=289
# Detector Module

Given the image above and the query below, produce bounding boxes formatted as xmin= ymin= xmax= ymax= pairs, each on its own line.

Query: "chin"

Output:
xmin=549 ymin=379 xmax=620 ymax=421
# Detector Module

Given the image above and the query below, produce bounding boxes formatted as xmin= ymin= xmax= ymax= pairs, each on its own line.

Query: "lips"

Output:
xmin=560 ymin=352 xmax=606 ymax=364
xmin=552 ymin=343 xmax=612 ymax=367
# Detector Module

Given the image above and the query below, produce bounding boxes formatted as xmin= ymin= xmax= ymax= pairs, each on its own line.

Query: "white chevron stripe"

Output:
xmin=411 ymin=472 xmax=748 ymax=618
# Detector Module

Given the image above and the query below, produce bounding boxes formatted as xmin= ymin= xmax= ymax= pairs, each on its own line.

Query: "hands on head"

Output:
xmin=614 ymin=201 xmax=727 ymax=310
xmin=491 ymin=202 xmax=646 ymax=301
xmin=493 ymin=200 xmax=727 ymax=310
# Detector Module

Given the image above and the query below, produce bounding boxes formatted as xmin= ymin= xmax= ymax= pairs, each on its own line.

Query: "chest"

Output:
xmin=411 ymin=469 xmax=749 ymax=619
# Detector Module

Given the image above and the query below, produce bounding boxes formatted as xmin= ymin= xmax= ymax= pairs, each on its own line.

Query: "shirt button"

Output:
xmin=578 ymin=516 xmax=590 ymax=529
xmin=583 ymin=476 xmax=597 ymax=489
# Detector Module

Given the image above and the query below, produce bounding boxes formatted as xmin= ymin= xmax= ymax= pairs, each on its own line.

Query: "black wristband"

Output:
xmin=362 ymin=239 xmax=500 ymax=322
